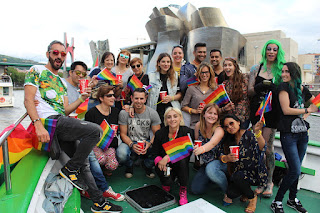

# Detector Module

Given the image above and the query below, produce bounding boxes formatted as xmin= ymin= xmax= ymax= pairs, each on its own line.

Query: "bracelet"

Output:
xmin=129 ymin=142 xmax=134 ymax=148
xmin=200 ymin=146 xmax=206 ymax=154
xmin=305 ymin=108 xmax=308 ymax=114
xmin=221 ymin=155 xmax=227 ymax=163
xmin=188 ymin=108 xmax=192 ymax=114
xmin=172 ymin=96 xmax=174 ymax=101
xmin=254 ymin=130 xmax=262 ymax=139
xmin=32 ymin=118 xmax=41 ymax=124
xmin=78 ymin=95 xmax=85 ymax=103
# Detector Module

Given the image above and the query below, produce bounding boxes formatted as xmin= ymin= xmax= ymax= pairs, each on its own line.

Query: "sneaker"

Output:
xmin=59 ymin=166 xmax=88 ymax=191
xmin=287 ymin=198 xmax=308 ymax=213
xmin=271 ymin=200 xmax=284 ymax=213
xmin=142 ymin=163 xmax=155 ymax=178
xmin=179 ymin=186 xmax=188 ymax=205
xmin=80 ymin=190 xmax=91 ymax=199
xmin=125 ymin=167 xmax=133 ymax=178
xmin=103 ymin=186 xmax=125 ymax=201
xmin=91 ymin=199 xmax=122 ymax=213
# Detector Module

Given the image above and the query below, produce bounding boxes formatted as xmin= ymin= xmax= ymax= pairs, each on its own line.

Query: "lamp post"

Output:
xmin=254 ymin=46 xmax=258 ymax=65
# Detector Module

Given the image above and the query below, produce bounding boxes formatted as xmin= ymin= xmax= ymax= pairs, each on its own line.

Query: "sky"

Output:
xmin=1 ymin=0 xmax=320 ymax=67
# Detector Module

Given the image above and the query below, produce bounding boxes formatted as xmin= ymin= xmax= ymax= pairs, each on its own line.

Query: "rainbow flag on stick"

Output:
xmin=187 ymin=76 xmax=199 ymax=87
xmin=143 ymin=85 xmax=152 ymax=93
xmin=162 ymin=134 xmax=193 ymax=163
xmin=312 ymin=93 xmax=320 ymax=109
xmin=97 ymin=119 xmax=115 ymax=151
xmin=76 ymin=98 xmax=89 ymax=120
xmin=255 ymin=91 xmax=272 ymax=116
xmin=203 ymin=84 xmax=230 ymax=107
xmin=96 ymin=68 xmax=118 ymax=85
xmin=127 ymin=75 xmax=143 ymax=92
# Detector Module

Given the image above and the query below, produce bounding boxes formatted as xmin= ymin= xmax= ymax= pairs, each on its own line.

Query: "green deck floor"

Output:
xmin=80 ymin=164 xmax=320 ymax=213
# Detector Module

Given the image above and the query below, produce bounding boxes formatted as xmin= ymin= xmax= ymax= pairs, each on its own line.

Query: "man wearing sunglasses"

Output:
xmin=24 ymin=40 xmax=122 ymax=212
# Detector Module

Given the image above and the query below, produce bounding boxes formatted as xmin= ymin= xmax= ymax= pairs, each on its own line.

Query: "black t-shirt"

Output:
xmin=277 ymin=83 xmax=312 ymax=132
xmin=85 ymin=106 xmax=120 ymax=148
xmin=215 ymin=71 xmax=226 ymax=85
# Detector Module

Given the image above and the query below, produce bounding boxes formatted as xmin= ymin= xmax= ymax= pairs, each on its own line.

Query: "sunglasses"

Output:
xmin=50 ymin=50 xmax=67 ymax=57
xmin=131 ymin=64 xmax=141 ymax=69
xmin=120 ymin=54 xmax=129 ymax=59
xmin=266 ymin=47 xmax=278 ymax=52
xmin=74 ymin=70 xmax=87 ymax=77
xmin=172 ymin=45 xmax=183 ymax=50
xmin=104 ymin=94 xmax=115 ymax=98
xmin=224 ymin=121 xmax=235 ymax=129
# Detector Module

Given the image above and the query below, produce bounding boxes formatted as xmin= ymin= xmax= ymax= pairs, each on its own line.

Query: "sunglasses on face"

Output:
xmin=50 ymin=50 xmax=67 ymax=57
xmin=74 ymin=70 xmax=87 ymax=77
xmin=104 ymin=94 xmax=115 ymax=98
xmin=120 ymin=54 xmax=129 ymax=59
xmin=224 ymin=121 xmax=235 ymax=129
xmin=266 ymin=47 xmax=278 ymax=52
xmin=131 ymin=64 xmax=141 ymax=69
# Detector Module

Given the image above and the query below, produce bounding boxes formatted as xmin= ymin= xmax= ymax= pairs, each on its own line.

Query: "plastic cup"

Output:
xmin=69 ymin=112 xmax=78 ymax=119
xmin=199 ymin=102 xmax=206 ymax=108
xmin=229 ymin=146 xmax=239 ymax=161
xmin=116 ymin=75 xmax=122 ymax=81
xmin=194 ymin=140 xmax=202 ymax=148
xmin=79 ymin=79 xmax=89 ymax=94
xmin=110 ymin=124 xmax=118 ymax=132
xmin=160 ymin=91 xmax=167 ymax=100
xmin=137 ymin=141 xmax=145 ymax=150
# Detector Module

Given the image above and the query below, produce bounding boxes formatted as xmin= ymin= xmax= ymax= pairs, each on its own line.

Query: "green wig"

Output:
xmin=260 ymin=39 xmax=286 ymax=85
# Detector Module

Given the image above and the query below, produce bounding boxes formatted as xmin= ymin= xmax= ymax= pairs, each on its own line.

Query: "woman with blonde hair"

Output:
xmin=152 ymin=107 xmax=194 ymax=205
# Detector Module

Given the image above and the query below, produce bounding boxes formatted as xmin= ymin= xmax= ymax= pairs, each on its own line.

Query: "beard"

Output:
xmin=49 ymin=55 xmax=64 ymax=71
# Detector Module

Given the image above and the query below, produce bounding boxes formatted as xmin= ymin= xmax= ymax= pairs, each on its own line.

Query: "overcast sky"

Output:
xmin=1 ymin=0 xmax=320 ymax=67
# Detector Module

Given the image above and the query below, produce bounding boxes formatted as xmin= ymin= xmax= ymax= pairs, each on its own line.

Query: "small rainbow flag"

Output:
xmin=312 ymin=92 xmax=320 ymax=108
xmin=162 ymin=135 xmax=193 ymax=163
xmin=97 ymin=119 xmax=115 ymax=151
xmin=256 ymin=91 xmax=272 ymax=116
xmin=96 ymin=68 xmax=117 ymax=85
xmin=143 ymin=85 xmax=152 ymax=93
xmin=31 ymin=118 xmax=58 ymax=152
xmin=127 ymin=75 xmax=143 ymax=92
xmin=187 ymin=76 xmax=199 ymax=87
xmin=203 ymin=84 xmax=230 ymax=107
xmin=76 ymin=98 xmax=89 ymax=120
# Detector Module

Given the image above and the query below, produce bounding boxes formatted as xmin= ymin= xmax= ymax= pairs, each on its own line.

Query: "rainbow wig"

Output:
xmin=260 ymin=39 xmax=286 ymax=85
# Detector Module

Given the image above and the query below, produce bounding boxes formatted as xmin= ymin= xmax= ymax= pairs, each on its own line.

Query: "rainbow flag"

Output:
xmin=255 ymin=92 xmax=272 ymax=116
xmin=162 ymin=135 xmax=193 ymax=163
xmin=187 ymin=76 xmax=199 ymax=87
xmin=96 ymin=68 xmax=117 ymax=85
xmin=76 ymin=98 xmax=89 ymax=120
xmin=127 ymin=75 xmax=143 ymax=92
xmin=203 ymin=84 xmax=230 ymax=107
xmin=143 ymin=85 xmax=152 ymax=93
xmin=97 ymin=119 xmax=115 ymax=151
xmin=312 ymin=92 xmax=320 ymax=108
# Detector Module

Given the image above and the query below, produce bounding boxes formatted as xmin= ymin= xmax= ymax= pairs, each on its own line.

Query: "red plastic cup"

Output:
xmin=199 ymin=102 xmax=206 ymax=108
xmin=116 ymin=75 xmax=122 ymax=81
xmin=110 ymin=124 xmax=118 ymax=132
xmin=79 ymin=79 xmax=89 ymax=94
xmin=229 ymin=146 xmax=239 ymax=161
xmin=69 ymin=112 xmax=78 ymax=119
xmin=194 ymin=140 xmax=202 ymax=148
xmin=137 ymin=141 xmax=145 ymax=150
xmin=160 ymin=91 xmax=167 ymax=100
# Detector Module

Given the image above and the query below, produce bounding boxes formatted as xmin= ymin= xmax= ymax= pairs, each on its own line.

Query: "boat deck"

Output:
xmin=80 ymin=164 xmax=320 ymax=213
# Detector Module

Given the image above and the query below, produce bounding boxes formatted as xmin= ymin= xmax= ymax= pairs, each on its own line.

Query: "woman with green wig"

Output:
xmin=248 ymin=39 xmax=286 ymax=197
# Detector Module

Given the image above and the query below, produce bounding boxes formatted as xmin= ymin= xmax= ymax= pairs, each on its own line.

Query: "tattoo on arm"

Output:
xmin=248 ymin=66 xmax=258 ymax=97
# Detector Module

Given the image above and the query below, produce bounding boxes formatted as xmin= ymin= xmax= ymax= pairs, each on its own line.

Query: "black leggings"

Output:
xmin=227 ymin=174 xmax=254 ymax=199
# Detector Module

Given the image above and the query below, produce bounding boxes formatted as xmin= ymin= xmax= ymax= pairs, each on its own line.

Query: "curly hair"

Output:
xmin=260 ymin=39 xmax=286 ymax=85
xmin=195 ymin=62 xmax=217 ymax=90
xmin=284 ymin=62 xmax=303 ymax=105
xmin=156 ymin=53 xmax=176 ymax=88
xmin=223 ymin=58 xmax=244 ymax=104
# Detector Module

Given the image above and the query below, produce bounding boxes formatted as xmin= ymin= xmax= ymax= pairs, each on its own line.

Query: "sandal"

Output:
xmin=262 ymin=182 xmax=273 ymax=198
xmin=254 ymin=186 xmax=264 ymax=195
xmin=223 ymin=194 xmax=232 ymax=206
xmin=240 ymin=195 xmax=248 ymax=202
xmin=245 ymin=195 xmax=257 ymax=213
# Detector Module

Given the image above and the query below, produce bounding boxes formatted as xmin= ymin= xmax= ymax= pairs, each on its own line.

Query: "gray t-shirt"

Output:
xmin=118 ymin=106 xmax=161 ymax=142
xmin=63 ymin=79 xmax=80 ymax=104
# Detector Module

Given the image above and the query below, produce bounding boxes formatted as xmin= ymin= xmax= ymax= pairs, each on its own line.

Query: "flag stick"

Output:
xmin=222 ymin=84 xmax=231 ymax=103
xmin=188 ymin=133 xmax=199 ymax=160
xmin=154 ymin=100 xmax=163 ymax=105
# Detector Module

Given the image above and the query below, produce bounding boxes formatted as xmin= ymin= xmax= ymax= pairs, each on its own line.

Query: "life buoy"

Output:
xmin=0 ymin=97 xmax=5 ymax=103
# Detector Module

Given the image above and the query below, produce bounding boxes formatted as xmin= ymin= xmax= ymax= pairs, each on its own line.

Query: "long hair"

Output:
xmin=195 ymin=62 xmax=217 ymax=90
xmin=223 ymin=58 xmax=244 ymax=104
xmin=164 ymin=107 xmax=185 ymax=126
xmin=284 ymin=62 xmax=303 ymax=105
xmin=156 ymin=53 xmax=176 ymax=88
xmin=199 ymin=103 xmax=220 ymax=138
xmin=260 ymin=39 xmax=286 ymax=85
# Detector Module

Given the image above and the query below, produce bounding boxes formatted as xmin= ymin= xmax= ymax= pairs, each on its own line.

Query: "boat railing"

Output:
xmin=0 ymin=112 xmax=28 ymax=195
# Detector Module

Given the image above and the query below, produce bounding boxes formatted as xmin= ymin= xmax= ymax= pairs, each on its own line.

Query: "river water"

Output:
xmin=1 ymin=90 xmax=320 ymax=141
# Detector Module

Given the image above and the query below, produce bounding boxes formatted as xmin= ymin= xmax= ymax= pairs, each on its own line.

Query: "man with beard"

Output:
xmin=209 ymin=49 xmax=225 ymax=84
xmin=24 ymin=40 xmax=122 ymax=213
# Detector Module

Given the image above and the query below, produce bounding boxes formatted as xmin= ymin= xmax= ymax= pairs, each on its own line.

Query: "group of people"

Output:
xmin=23 ymin=39 xmax=317 ymax=213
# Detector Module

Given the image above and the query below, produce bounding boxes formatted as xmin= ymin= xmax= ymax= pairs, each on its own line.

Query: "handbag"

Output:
xmin=291 ymin=117 xmax=309 ymax=133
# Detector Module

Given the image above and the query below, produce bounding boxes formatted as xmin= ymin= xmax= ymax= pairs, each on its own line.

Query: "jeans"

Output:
xmin=116 ymin=142 xmax=153 ymax=168
xmin=88 ymin=151 xmax=108 ymax=192
xmin=275 ymin=132 xmax=309 ymax=202
xmin=191 ymin=160 xmax=228 ymax=194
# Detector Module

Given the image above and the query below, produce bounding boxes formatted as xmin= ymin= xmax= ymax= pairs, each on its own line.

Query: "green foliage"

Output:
xmin=0 ymin=54 xmax=39 ymax=64
xmin=6 ymin=67 xmax=26 ymax=87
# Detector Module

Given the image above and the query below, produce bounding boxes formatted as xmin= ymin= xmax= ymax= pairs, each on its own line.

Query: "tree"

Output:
xmin=6 ymin=67 xmax=26 ymax=87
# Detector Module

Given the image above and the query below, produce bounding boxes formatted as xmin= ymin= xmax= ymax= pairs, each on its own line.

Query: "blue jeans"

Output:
xmin=275 ymin=132 xmax=309 ymax=201
xmin=116 ymin=142 xmax=153 ymax=168
xmin=88 ymin=151 xmax=108 ymax=192
xmin=191 ymin=160 xmax=228 ymax=194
